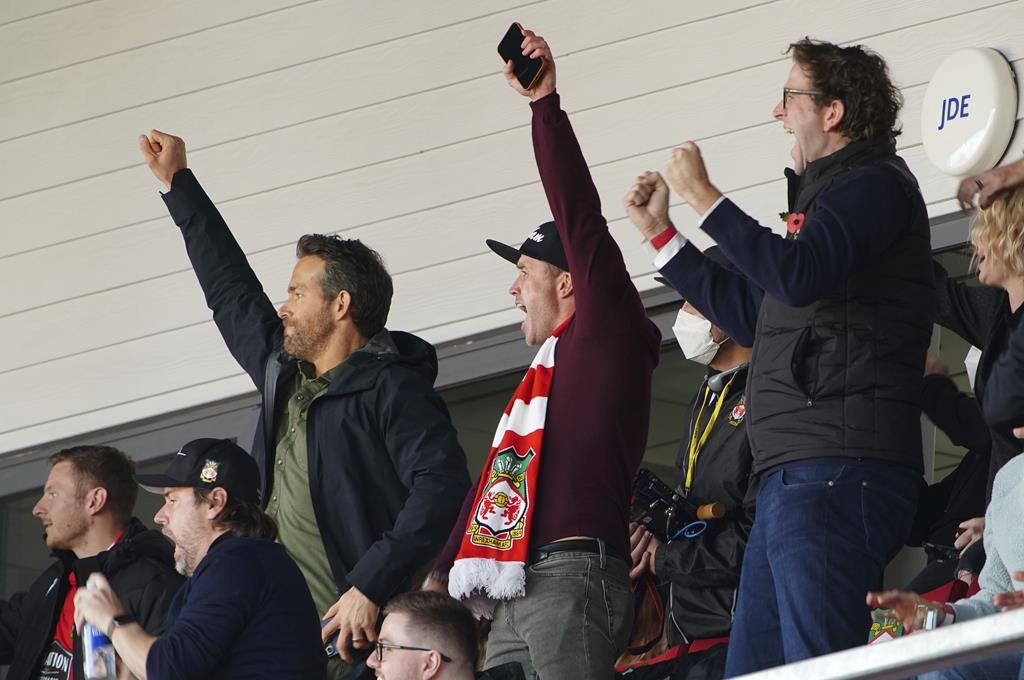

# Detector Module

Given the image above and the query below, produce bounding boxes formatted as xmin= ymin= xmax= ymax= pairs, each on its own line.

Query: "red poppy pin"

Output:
xmin=779 ymin=211 xmax=806 ymax=239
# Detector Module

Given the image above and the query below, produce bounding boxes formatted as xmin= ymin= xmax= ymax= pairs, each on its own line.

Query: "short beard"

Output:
xmin=174 ymin=549 xmax=196 ymax=577
xmin=282 ymin=307 xmax=333 ymax=361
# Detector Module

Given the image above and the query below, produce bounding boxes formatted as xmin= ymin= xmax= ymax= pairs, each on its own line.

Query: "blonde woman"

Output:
xmin=976 ymin=188 xmax=1024 ymax=432
xmin=868 ymin=187 xmax=1024 ymax=680
xmin=931 ymin=186 xmax=1024 ymax=558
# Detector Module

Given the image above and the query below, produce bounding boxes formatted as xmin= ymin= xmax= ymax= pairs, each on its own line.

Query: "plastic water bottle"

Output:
xmin=81 ymin=576 xmax=117 ymax=680
xmin=82 ymin=622 xmax=116 ymax=680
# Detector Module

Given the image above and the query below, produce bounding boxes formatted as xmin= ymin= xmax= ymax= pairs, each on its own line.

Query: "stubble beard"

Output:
xmin=282 ymin=307 xmax=334 ymax=362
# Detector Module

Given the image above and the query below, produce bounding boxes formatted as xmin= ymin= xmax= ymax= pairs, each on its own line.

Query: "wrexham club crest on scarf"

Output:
xmin=448 ymin=316 xmax=571 ymax=618
xmin=469 ymin=447 xmax=536 ymax=550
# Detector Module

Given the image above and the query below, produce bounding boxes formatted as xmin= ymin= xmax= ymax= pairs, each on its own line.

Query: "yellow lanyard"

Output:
xmin=684 ymin=376 xmax=735 ymax=493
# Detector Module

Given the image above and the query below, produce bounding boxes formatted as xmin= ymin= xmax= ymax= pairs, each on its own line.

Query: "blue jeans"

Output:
xmin=918 ymin=651 xmax=1024 ymax=679
xmin=484 ymin=544 xmax=632 ymax=680
xmin=724 ymin=458 xmax=920 ymax=677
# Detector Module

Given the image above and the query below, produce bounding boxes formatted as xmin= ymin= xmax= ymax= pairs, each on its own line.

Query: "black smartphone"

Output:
xmin=321 ymin=619 xmax=339 ymax=659
xmin=497 ymin=22 xmax=544 ymax=90
xmin=922 ymin=541 xmax=959 ymax=561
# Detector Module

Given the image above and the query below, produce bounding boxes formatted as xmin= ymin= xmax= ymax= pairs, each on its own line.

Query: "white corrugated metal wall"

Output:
xmin=0 ymin=0 xmax=1020 ymax=456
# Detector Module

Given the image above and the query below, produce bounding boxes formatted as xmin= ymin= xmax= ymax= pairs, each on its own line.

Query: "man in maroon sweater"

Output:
xmin=428 ymin=29 xmax=660 ymax=679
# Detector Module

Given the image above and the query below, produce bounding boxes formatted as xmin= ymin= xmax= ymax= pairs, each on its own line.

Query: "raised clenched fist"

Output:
xmin=623 ymin=171 xmax=671 ymax=240
xmin=139 ymin=129 xmax=187 ymax=189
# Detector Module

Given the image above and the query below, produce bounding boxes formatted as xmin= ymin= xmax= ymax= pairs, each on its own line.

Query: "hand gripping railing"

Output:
xmin=734 ymin=607 xmax=1024 ymax=679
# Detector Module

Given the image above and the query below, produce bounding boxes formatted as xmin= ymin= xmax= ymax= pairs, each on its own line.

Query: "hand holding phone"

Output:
xmin=498 ymin=24 xmax=554 ymax=99
xmin=321 ymin=618 xmax=340 ymax=659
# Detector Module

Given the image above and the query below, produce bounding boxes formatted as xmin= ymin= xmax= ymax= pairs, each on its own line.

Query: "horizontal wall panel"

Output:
xmin=0 ymin=322 xmax=248 ymax=441
xmin=0 ymin=0 xmax=1019 ymax=453
xmin=0 ymin=0 xmax=765 ymax=147
xmin=0 ymin=0 xmax=535 ymax=140
xmin=0 ymin=0 xmax=773 ymax=238
xmin=1 ymin=99 xmax=1017 ymax=375
xmin=0 ymin=372 xmax=256 ymax=455
xmin=0 ymin=0 xmax=999 ymax=236
xmin=0 ymin=0 xmax=82 ymax=27
xmin=4 ymin=48 xmax=1019 ymax=324
xmin=0 ymin=0 xmax=312 ymax=83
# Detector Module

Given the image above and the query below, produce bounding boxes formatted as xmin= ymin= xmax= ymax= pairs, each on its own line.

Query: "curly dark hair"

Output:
xmin=295 ymin=234 xmax=393 ymax=339
xmin=788 ymin=38 xmax=903 ymax=143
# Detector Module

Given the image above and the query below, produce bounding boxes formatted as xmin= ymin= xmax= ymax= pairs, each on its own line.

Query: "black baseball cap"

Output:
xmin=135 ymin=438 xmax=261 ymax=505
xmin=486 ymin=221 xmax=569 ymax=272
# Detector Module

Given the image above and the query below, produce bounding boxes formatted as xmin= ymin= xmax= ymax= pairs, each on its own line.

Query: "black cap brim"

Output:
xmin=485 ymin=239 xmax=522 ymax=266
xmin=134 ymin=473 xmax=185 ymax=494
xmin=654 ymin=275 xmax=685 ymax=302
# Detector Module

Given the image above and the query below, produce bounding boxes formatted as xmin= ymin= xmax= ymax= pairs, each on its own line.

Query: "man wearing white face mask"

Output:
xmin=628 ymin=254 xmax=756 ymax=678
xmin=672 ymin=302 xmax=726 ymax=366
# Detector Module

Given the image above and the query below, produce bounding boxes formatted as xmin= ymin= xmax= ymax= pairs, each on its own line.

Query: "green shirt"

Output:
xmin=265 ymin=361 xmax=340 ymax=620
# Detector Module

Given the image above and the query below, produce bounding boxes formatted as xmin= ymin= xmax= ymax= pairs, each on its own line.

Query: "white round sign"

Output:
xmin=921 ymin=47 xmax=1017 ymax=176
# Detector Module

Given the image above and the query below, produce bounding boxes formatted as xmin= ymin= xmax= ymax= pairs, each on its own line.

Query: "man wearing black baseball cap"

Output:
xmin=429 ymin=29 xmax=661 ymax=680
xmin=74 ymin=438 xmax=327 ymax=679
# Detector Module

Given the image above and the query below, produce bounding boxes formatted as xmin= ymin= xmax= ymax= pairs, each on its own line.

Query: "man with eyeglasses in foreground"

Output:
xmin=366 ymin=591 xmax=478 ymax=680
xmin=624 ymin=39 xmax=934 ymax=675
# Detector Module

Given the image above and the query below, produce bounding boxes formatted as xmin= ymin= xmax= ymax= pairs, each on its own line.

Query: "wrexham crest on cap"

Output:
xmin=199 ymin=459 xmax=219 ymax=484
xmin=467 ymin=448 xmax=536 ymax=550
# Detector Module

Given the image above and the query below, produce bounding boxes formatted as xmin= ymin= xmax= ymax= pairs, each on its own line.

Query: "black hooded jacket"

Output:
xmin=161 ymin=169 xmax=471 ymax=607
xmin=0 ymin=518 xmax=184 ymax=680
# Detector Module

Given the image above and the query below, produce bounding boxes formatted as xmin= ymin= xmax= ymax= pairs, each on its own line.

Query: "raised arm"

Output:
xmin=141 ymin=131 xmax=283 ymax=388
xmin=623 ymin=171 xmax=762 ymax=345
xmin=509 ymin=30 xmax=651 ymax=329
xmin=661 ymin=143 xmax=925 ymax=307
xmin=959 ymin=156 xmax=1024 ymax=210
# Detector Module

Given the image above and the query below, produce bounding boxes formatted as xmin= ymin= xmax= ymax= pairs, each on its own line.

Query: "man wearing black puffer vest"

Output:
xmin=0 ymin=445 xmax=182 ymax=680
xmin=624 ymin=39 xmax=933 ymax=676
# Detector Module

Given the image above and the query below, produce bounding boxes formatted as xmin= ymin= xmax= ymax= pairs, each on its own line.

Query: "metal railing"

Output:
xmin=735 ymin=607 xmax=1024 ymax=679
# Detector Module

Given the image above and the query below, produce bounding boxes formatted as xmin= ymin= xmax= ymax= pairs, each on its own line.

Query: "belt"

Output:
xmin=528 ymin=539 xmax=620 ymax=564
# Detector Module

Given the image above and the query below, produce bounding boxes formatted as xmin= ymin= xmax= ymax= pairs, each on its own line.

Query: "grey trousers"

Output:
xmin=484 ymin=544 xmax=633 ymax=680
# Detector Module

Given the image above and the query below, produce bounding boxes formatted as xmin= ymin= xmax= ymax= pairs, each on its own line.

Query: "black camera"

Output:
xmin=629 ymin=468 xmax=723 ymax=542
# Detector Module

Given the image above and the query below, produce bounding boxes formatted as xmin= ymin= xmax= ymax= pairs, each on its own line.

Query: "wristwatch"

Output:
xmin=106 ymin=613 xmax=136 ymax=637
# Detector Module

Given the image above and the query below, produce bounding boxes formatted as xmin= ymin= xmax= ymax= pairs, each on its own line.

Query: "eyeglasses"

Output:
xmin=782 ymin=87 xmax=825 ymax=110
xmin=374 ymin=640 xmax=453 ymax=663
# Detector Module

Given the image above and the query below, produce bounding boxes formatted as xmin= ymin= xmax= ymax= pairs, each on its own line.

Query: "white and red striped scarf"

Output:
xmin=448 ymin=317 xmax=570 ymax=616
